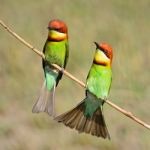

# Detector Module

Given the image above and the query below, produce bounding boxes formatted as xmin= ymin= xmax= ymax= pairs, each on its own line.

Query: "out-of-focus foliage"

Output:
xmin=0 ymin=0 xmax=150 ymax=149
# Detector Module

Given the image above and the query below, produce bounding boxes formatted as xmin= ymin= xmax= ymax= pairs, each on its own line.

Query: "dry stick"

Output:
xmin=0 ymin=20 xmax=45 ymax=59
xmin=0 ymin=19 xmax=150 ymax=130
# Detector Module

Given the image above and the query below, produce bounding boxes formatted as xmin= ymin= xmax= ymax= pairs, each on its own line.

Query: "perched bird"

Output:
xmin=32 ymin=19 xmax=69 ymax=117
xmin=55 ymin=42 xmax=113 ymax=139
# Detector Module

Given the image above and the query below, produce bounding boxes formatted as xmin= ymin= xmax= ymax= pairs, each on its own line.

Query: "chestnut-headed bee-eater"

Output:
xmin=32 ymin=19 xmax=69 ymax=117
xmin=55 ymin=42 xmax=113 ymax=139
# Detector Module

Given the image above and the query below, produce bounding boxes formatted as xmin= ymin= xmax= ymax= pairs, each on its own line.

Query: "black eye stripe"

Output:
xmin=48 ymin=27 xmax=59 ymax=31
xmin=48 ymin=27 xmax=65 ymax=33
xmin=99 ymin=48 xmax=109 ymax=58
xmin=55 ymin=28 xmax=61 ymax=31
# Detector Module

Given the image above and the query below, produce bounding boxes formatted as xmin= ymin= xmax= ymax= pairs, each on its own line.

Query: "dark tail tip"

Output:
xmin=55 ymin=101 xmax=110 ymax=139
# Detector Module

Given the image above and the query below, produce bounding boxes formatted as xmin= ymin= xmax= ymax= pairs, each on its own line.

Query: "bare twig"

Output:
xmin=0 ymin=19 xmax=150 ymax=130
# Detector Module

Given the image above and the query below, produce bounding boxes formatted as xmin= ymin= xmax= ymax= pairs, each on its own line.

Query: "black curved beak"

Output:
xmin=94 ymin=42 xmax=99 ymax=49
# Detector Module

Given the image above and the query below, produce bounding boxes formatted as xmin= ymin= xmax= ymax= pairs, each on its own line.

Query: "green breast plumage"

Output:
xmin=44 ymin=40 xmax=68 ymax=67
xmin=86 ymin=64 xmax=112 ymax=99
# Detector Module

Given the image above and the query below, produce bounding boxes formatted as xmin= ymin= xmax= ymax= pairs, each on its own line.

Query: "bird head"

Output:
xmin=47 ymin=19 xmax=68 ymax=41
xmin=94 ymin=42 xmax=113 ymax=66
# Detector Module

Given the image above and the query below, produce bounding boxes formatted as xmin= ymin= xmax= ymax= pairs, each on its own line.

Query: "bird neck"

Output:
xmin=47 ymin=30 xmax=68 ymax=42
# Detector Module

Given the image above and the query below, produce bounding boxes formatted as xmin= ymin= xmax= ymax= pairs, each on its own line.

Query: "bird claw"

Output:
xmin=60 ymin=67 xmax=64 ymax=74
xmin=101 ymin=97 xmax=107 ymax=105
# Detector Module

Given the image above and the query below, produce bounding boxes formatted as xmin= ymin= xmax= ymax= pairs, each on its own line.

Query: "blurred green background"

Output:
xmin=0 ymin=0 xmax=150 ymax=149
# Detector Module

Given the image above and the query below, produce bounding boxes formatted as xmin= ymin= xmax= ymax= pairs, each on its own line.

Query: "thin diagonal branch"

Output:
xmin=0 ymin=19 xmax=150 ymax=130
xmin=0 ymin=20 xmax=45 ymax=59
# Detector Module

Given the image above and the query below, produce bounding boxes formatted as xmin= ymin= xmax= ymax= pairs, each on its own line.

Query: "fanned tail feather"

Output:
xmin=32 ymin=81 xmax=56 ymax=117
xmin=55 ymin=101 xmax=110 ymax=139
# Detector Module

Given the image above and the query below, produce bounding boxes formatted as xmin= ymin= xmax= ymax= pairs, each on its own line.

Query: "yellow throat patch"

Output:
xmin=94 ymin=50 xmax=110 ymax=66
xmin=48 ymin=30 xmax=67 ymax=41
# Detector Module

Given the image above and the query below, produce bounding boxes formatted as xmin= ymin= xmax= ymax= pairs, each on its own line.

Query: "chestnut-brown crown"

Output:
xmin=94 ymin=42 xmax=113 ymax=61
xmin=48 ymin=19 xmax=68 ymax=33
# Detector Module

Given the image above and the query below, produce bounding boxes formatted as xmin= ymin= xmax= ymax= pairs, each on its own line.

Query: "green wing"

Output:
xmin=63 ymin=41 xmax=69 ymax=68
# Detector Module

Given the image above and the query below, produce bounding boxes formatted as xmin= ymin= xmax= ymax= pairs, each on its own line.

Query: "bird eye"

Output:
xmin=55 ymin=28 xmax=60 ymax=31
